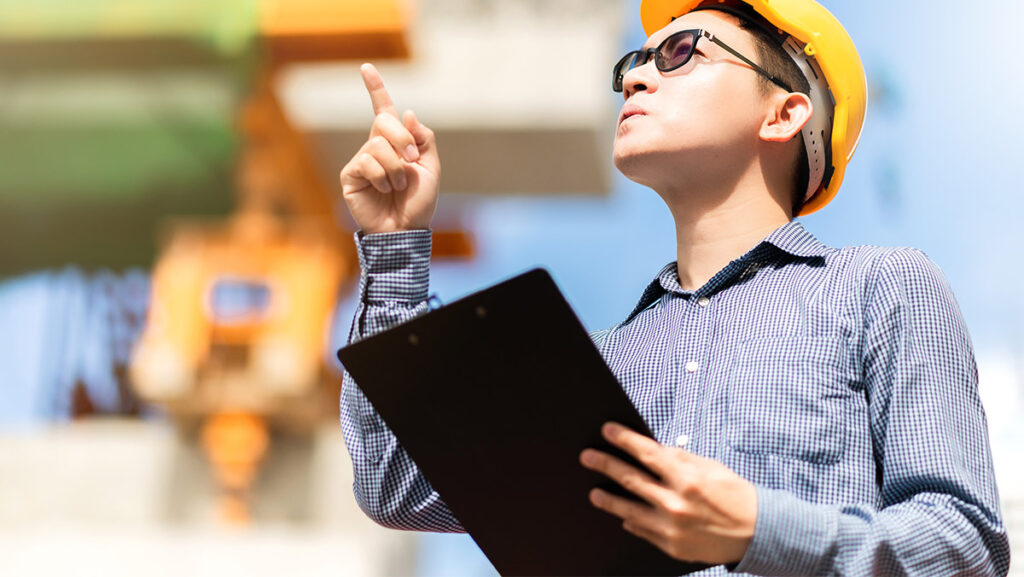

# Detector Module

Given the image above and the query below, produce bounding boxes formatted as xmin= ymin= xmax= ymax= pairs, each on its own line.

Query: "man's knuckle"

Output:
xmin=621 ymin=474 xmax=640 ymax=492
xmin=677 ymin=478 xmax=700 ymax=499
xmin=663 ymin=526 xmax=683 ymax=542
xmin=687 ymin=467 xmax=708 ymax=487
xmin=664 ymin=497 xmax=687 ymax=517
xmin=639 ymin=447 xmax=661 ymax=464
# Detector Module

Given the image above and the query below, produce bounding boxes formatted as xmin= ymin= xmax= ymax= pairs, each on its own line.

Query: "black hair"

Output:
xmin=736 ymin=18 xmax=812 ymax=216
xmin=694 ymin=2 xmax=813 ymax=216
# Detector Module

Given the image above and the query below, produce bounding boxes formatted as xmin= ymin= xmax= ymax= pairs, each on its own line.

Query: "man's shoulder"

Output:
xmin=766 ymin=223 xmax=940 ymax=280
xmin=826 ymin=244 xmax=943 ymax=277
xmin=820 ymin=244 xmax=953 ymax=305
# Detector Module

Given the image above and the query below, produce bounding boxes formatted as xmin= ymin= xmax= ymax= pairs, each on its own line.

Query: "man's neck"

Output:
xmin=641 ymin=150 xmax=797 ymax=291
xmin=665 ymin=198 xmax=791 ymax=292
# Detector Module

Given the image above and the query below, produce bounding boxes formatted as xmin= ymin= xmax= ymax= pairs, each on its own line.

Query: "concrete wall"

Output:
xmin=0 ymin=420 xmax=418 ymax=577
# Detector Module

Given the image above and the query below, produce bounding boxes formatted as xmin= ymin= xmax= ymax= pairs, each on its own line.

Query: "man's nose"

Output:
xmin=622 ymin=61 xmax=657 ymax=99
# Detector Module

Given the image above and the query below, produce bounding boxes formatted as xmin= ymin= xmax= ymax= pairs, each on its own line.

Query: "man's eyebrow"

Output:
xmin=641 ymin=28 xmax=717 ymax=53
xmin=640 ymin=32 xmax=671 ymax=52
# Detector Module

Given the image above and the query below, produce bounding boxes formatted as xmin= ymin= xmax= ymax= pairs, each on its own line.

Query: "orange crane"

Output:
xmin=129 ymin=0 xmax=469 ymax=524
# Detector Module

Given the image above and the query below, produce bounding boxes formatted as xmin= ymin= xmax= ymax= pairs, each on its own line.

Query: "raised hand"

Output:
xmin=340 ymin=63 xmax=440 ymax=234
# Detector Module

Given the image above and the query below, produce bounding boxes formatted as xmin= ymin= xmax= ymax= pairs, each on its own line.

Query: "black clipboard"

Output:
xmin=337 ymin=268 xmax=707 ymax=576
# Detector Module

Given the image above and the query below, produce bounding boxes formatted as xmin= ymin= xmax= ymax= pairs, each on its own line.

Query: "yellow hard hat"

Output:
xmin=639 ymin=0 xmax=867 ymax=215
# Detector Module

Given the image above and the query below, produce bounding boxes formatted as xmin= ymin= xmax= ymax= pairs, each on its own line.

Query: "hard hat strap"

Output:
xmin=781 ymin=36 xmax=836 ymax=201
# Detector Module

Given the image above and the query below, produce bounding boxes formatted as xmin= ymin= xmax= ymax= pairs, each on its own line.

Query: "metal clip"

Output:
xmin=426 ymin=293 xmax=444 ymax=311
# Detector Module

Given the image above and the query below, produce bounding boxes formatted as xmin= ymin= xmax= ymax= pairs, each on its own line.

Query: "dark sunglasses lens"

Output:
xmin=658 ymin=31 xmax=696 ymax=71
xmin=612 ymin=51 xmax=643 ymax=92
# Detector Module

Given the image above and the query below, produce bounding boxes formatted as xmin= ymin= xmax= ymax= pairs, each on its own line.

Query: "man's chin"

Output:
xmin=613 ymin=151 xmax=667 ymax=188
xmin=612 ymin=147 xmax=641 ymax=175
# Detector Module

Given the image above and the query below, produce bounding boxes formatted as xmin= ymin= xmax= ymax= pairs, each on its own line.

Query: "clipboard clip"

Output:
xmin=426 ymin=293 xmax=444 ymax=311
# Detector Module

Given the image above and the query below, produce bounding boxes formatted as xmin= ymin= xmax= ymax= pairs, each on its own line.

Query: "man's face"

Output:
xmin=612 ymin=10 xmax=769 ymax=190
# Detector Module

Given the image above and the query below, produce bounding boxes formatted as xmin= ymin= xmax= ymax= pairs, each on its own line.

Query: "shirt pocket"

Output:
xmin=725 ymin=336 xmax=852 ymax=465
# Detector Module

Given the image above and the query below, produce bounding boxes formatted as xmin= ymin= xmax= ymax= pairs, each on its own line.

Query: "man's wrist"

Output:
xmin=729 ymin=486 xmax=837 ymax=576
xmin=355 ymin=229 xmax=432 ymax=302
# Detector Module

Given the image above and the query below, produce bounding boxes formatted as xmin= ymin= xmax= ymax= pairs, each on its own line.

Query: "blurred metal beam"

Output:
xmin=281 ymin=3 xmax=625 ymax=196
xmin=262 ymin=0 xmax=412 ymax=63
xmin=311 ymin=127 xmax=612 ymax=196
xmin=0 ymin=0 xmax=412 ymax=70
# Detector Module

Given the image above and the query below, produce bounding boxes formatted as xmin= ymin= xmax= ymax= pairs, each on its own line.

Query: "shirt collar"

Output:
xmin=623 ymin=220 xmax=831 ymax=324
xmin=759 ymin=220 xmax=830 ymax=259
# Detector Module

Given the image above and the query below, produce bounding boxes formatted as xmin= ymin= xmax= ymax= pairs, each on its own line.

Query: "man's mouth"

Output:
xmin=618 ymin=104 xmax=646 ymax=125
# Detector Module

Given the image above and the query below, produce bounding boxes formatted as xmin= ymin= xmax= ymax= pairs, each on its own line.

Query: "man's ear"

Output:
xmin=759 ymin=92 xmax=812 ymax=143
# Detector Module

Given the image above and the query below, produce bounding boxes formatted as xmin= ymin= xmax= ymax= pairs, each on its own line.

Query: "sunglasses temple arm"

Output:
xmin=707 ymin=33 xmax=793 ymax=92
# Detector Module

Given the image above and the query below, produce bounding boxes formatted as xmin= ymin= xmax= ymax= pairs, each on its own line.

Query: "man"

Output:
xmin=338 ymin=0 xmax=1010 ymax=574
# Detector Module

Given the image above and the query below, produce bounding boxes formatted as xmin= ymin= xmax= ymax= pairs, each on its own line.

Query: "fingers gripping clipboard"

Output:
xmin=337 ymin=268 xmax=707 ymax=576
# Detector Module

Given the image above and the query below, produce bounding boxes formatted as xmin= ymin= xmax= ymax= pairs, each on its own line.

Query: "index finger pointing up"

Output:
xmin=361 ymin=63 xmax=400 ymax=119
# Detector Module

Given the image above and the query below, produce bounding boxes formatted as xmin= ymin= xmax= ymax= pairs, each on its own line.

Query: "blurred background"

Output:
xmin=0 ymin=0 xmax=1021 ymax=575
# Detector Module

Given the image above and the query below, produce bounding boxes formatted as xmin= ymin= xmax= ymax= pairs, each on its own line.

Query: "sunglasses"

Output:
xmin=612 ymin=28 xmax=793 ymax=93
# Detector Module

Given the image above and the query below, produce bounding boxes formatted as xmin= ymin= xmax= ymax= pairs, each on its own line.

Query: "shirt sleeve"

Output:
xmin=339 ymin=229 xmax=466 ymax=533
xmin=732 ymin=248 xmax=1010 ymax=576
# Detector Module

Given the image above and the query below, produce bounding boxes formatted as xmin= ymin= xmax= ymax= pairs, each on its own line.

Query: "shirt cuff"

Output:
xmin=730 ymin=486 xmax=838 ymax=576
xmin=355 ymin=230 xmax=432 ymax=302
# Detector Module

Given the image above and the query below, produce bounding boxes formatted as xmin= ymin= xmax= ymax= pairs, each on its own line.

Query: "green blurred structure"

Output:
xmin=0 ymin=0 xmax=262 ymax=277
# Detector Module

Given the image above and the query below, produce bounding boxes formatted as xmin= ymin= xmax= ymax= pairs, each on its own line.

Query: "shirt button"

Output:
xmin=697 ymin=297 xmax=710 ymax=307
xmin=685 ymin=361 xmax=699 ymax=373
xmin=675 ymin=434 xmax=691 ymax=447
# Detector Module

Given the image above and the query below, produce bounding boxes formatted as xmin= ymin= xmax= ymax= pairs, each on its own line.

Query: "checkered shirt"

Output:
xmin=339 ymin=221 xmax=1009 ymax=576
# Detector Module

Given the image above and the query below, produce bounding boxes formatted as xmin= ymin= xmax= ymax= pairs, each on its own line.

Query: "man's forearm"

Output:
xmin=733 ymin=486 xmax=1008 ymax=576
xmin=339 ymin=230 xmax=464 ymax=533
